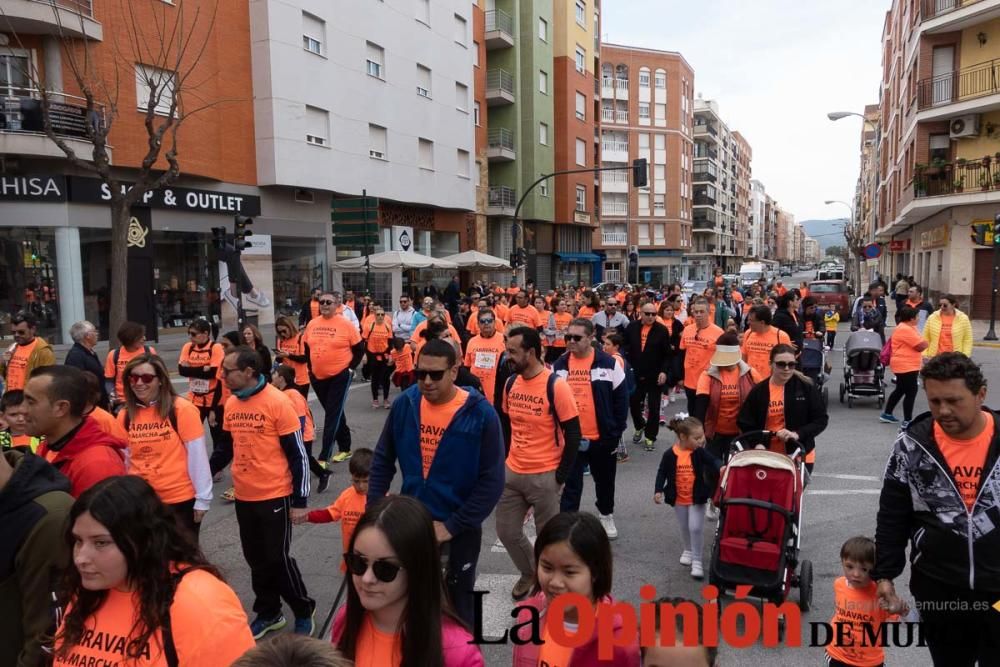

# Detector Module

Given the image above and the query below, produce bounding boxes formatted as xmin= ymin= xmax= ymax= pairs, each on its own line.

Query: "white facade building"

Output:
xmin=749 ymin=179 xmax=765 ymax=260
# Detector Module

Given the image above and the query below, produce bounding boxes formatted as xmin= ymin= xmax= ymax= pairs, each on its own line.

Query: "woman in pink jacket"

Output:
xmin=332 ymin=495 xmax=483 ymax=667
xmin=512 ymin=512 xmax=640 ymax=666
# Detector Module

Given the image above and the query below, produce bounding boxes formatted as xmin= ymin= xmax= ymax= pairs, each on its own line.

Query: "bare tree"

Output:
xmin=1 ymin=0 xmax=219 ymax=337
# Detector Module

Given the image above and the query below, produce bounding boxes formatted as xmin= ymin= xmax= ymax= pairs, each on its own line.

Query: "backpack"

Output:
xmin=113 ymin=344 xmax=152 ymax=369
xmin=504 ymin=371 xmax=560 ymax=446
xmin=161 ymin=568 xmax=196 ymax=667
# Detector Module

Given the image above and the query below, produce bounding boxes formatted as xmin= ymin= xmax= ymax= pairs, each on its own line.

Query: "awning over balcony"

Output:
xmin=554 ymin=252 xmax=601 ymax=263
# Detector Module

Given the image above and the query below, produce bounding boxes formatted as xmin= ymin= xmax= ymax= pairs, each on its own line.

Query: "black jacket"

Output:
xmin=736 ymin=374 xmax=828 ymax=454
xmin=64 ymin=343 xmax=109 ymax=409
xmin=654 ymin=446 xmax=722 ymax=505
xmin=623 ymin=320 xmax=672 ymax=382
xmin=457 ymin=366 xmax=483 ymax=395
xmin=772 ymin=309 xmax=803 ymax=350
xmin=872 ymin=410 xmax=1000 ymax=591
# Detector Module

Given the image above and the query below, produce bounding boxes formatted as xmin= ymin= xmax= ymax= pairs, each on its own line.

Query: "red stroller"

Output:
xmin=709 ymin=431 xmax=813 ymax=626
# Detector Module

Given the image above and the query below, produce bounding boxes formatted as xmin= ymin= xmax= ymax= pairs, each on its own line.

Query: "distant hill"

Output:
xmin=799 ymin=219 xmax=848 ymax=250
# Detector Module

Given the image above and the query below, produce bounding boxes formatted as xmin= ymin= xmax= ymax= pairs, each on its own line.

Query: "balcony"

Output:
xmin=615 ymin=78 xmax=629 ymax=100
xmin=0 ymin=92 xmax=108 ymax=161
xmin=692 ymin=166 xmax=717 ymax=183
xmin=694 ymin=122 xmax=718 ymax=137
xmin=601 ymin=108 xmax=628 ymax=124
xmin=601 ymin=78 xmax=615 ymax=99
xmin=601 ymin=231 xmax=628 ymax=246
xmin=920 ymin=0 xmax=1000 ymax=33
xmin=601 ymin=171 xmax=629 ymax=193
xmin=601 ymin=201 xmax=627 ymax=217
xmin=486 ymin=185 xmax=516 ymax=216
xmin=917 ymin=57 xmax=1000 ymax=112
xmin=693 ymin=220 xmax=716 ymax=232
xmin=485 ymin=69 xmax=515 ymax=106
xmin=604 ymin=269 xmax=622 ymax=282
xmin=694 ymin=145 xmax=718 ymax=161
xmin=484 ymin=9 xmax=514 ymax=49
xmin=693 ymin=209 xmax=719 ymax=224
xmin=3 ymin=0 xmax=102 ymax=40
xmin=601 ymin=139 xmax=628 ymax=162
xmin=486 ymin=128 xmax=515 ymax=162
xmin=693 ymin=191 xmax=717 ymax=206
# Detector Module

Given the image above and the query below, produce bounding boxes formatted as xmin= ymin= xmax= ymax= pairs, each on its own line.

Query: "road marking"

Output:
xmin=811 ymin=473 xmax=881 ymax=482
xmin=472 ymin=574 xmax=522 ymax=641
xmin=806 ymin=489 xmax=881 ymax=495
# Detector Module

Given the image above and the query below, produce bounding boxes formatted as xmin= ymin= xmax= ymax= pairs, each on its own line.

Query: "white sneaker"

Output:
xmin=691 ymin=560 xmax=704 ymax=579
xmin=599 ymin=513 xmax=618 ymax=540
xmin=244 ymin=288 xmax=271 ymax=309
xmin=705 ymin=504 xmax=719 ymax=521
xmin=679 ymin=550 xmax=693 ymax=566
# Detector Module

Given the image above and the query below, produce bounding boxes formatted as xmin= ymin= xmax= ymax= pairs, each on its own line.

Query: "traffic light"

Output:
xmin=993 ymin=213 xmax=1000 ymax=246
xmin=234 ymin=215 xmax=253 ymax=251
xmin=516 ymin=247 xmax=527 ymax=267
xmin=632 ymin=158 xmax=648 ymax=188
xmin=211 ymin=226 xmax=227 ymax=251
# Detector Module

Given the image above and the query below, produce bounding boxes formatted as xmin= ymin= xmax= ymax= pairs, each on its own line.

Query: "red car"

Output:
xmin=808 ymin=280 xmax=851 ymax=320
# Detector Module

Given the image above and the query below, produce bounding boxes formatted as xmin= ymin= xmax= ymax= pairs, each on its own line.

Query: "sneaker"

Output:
xmin=249 ymin=614 xmax=286 ymax=640
xmin=511 ymin=574 xmax=533 ymax=600
xmin=221 ymin=287 xmax=239 ymax=312
xmin=244 ymin=288 xmax=271 ymax=309
xmin=372 ymin=400 xmax=380 ymax=409
xmin=383 ymin=399 xmax=391 ymax=409
xmin=600 ymin=513 xmax=618 ymax=540
xmin=900 ymin=420 xmax=910 ymax=430
xmin=317 ymin=471 xmax=331 ymax=494
xmin=643 ymin=438 xmax=655 ymax=452
xmin=583 ymin=465 xmax=591 ymax=476
xmin=679 ymin=550 xmax=693 ymax=566
xmin=879 ymin=413 xmax=900 ymax=424
xmin=705 ymin=504 xmax=719 ymax=521
xmin=318 ymin=460 xmax=328 ymax=470
xmin=617 ymin=452 xmax=630 ymax=463
xmin=294 ymin=612 xmax=315 ymax=637
xmin=331 ymin=452 xmax=352 ymax=463
xmin=691 ymin=561 xmax=704 ymax=579
xmin=632 ymin=428 xmax=643 ymax=444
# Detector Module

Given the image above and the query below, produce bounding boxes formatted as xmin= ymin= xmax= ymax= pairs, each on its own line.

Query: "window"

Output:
xmin=654 ymin=194 xmax=665 ymax=214
xmin=135 ymin=64 xmax=175 ymax=115
xmin=302 ymin=12 xmax=325 ymax=55
xmin=655 ymin=134 xmax=665 ymax=150
xmin=654 ymin=223 xmax=666 ymax=243
xmin=576 ymin=138 xmax=586 ymax=166
xmin=416 ymin=64 xmax=432 ymax=98
xmin=457 ymin=149 xmax=470 ymax=178
xmin=473 ymin=42 xmax=479 ymax=67
xmin=454 ymin=14 xmax=467 ymax=46
xmin=419 ymin=138 xmax=434 ymax=170
xmin=539 ymin=70 xmax=548 ymax=94
xmin=539 ymin=122 xmax=549 ymax=145
xmin=638 ymin=133 xmax=650 ymax=150
xmin=305 ymin=105 xmax=329 ymax=146
xmin=575 ymin=1 xmax=586 ymax=26
xmin=538 ymin=17 xmax=548 ymax=41
xmin=455 ymin=82 xmax=468 ymax=111
xmin=655 ymin=103 xmax=666 ymax=122
xmin=638 ymin=102 xmax=650 ymax=120
xmin=540 ymin=181 xmax=549 ymax=197
xmin=0 ymin=52 xmax=30 ymax=97
xmin=575 ymin=46 xmax=586 ymax=74
xmin=366 ymin=42 xmax=384 ymax=79
xmin=575 ymin=92 xmax=586 ymax=120
xmin=575 ymin=186 xmax=586 ymax=212
xmin=654 ymin=70 xmax=666 ymax=89
xmin=417 ymin=0 xmax=430 ymax=25
xmin=639 ymin=68 xmax=650 ymax=88
xmin=369 ymin=124 xmax=387 ymax=159
xmin=474 ymin=101 xmax=481 ymax=127
xmin=638 ymin=223 xmax=650 ymax=245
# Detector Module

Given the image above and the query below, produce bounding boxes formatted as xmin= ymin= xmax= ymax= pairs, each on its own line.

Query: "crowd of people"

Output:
xmin=0 ymin=267 xmax=997 ymax=667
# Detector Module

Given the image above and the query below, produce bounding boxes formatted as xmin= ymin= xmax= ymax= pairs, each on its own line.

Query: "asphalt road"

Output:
xmin=193 ymin=272 xmax=987 ymax=666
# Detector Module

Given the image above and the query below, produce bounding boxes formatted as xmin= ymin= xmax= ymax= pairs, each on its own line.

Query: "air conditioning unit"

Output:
xmin=369 ymin=150 xmax=385 ymax=160
xmin=950 ymin=115 xmax=981 ymax=139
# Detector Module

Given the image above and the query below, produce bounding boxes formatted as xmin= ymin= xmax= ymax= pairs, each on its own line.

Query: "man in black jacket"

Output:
xmin=624 ymin=305 xmax=672 ymax=450
xmin=873 ymin=353 xmax=1000 ymax=665
xmin=63 ymin=320 xmax=108 ymax=410
xmin=772 ymin=292 xmax=803 ymax=350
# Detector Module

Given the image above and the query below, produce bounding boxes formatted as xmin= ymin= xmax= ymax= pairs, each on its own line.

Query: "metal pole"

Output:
xmin=362 ymin=188 xmax=372 ymax=298
xmin=986 ymin=241 xmax=999 ymax=340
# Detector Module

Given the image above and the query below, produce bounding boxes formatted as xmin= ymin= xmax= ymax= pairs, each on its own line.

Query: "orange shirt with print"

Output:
xmin=363 ymin=318 xmax=394 ymax=355
xmin=508 ymin=304 xmax=541 ymax=328
xmin=640 ymin=324 xmax=652 ymax=351
xmin=276 ymin=334 xmax=309 ymax=386
xmin=741 ymin=327 xmax=791 ymax=380
xmin=304 ymin=315 xmax=361 ymax=379
xmin=935 ymin=415 xmax=993 ymax=511
xmin=673 ymin=446 xmax=695 ymax=506
xmin=89 ymin=406 xmax=128 ymax=442
xmin=283 ymin=387 xmax=315 ymax=442
xmin=179 ymin=342 xmax=224 ymax=407
xmin=391 ymin=346 xmax=414 ymax=374
xmin=119 ymin=398 xmax=204 ymax=505
xmin=322 ymin=485 xmax=367 ymax=572
xmin=503 ymin=370 xmax=579 ymax=475
xmin=696 ymin=366 xmax=758 ymax=435
xmin=420 ymin=389 xmax=469 ymax=478
xmin=826 ymin=577 xmax=897 ymax=667
xmin=354 ymin=616 xmax=403 ymax=666
xmin=549 ymin=311 xmax=574 ymax=348
xmin=538 ymin=623 xmax=575 ymax=667
xmin=464 ymin=334 xmax=506 ymax=401
xmin=5 ymin=339 xmax=38 ymax=392
xmin=890 ymin=321 xmax=924 ymax=374
xmin=104 ymin=345 xmax=156 ymax=403
xmin=765 ymin=382 xmax=786 ymax=452
xmin=494 ymin=302 xmax=510 ymax=322
xmin=680 ymin=323 xmax=724 ymax=390
xmin=224 ymin=384 xmax=301 ymax=502
xmin=566 ymin=351 xmax=599 ymax=440
xmin=52 ymin=568 xmax=253 ymax=667
xmin=411 ymin=321 xmax=461 ymax=356
xmin=939 ymin=313 xmax=955 ymax=352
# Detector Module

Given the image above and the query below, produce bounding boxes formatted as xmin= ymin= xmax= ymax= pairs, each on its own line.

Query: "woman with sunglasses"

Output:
xmin=241 ymin=324 xmax=272 ymax=381
xmin=274 ymin=315 xmax=310 ymax=398
xmin=332 ymin=495 xmax=484 ymax=667
xmin=737 ymin=344 xmax=828 ymax=472
xmin=922 ymin=294 xmax=973 ymax=358
xmin=52 ymin=476 xmax=254 ymax=667
xmin=362 ymin=304 xmax=394 ymax=409
xmin=119 ymin=354 xmax=212 ymax=538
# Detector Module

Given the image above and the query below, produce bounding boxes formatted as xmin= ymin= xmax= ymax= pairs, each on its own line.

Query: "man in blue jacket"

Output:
xmin=368 ymin=338 xmax=504 ymax=626
xmin=552 ymin=318 xmax=629 ymax=538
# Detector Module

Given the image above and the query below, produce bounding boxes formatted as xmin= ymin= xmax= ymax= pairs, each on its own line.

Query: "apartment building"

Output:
xmin=595 ymin=43 xmax=695 ymax=285
xmin=776 ymin=209 xmax=796 ymax=264
xmin=749 ymin=180 xmax=766 ymax=259
xmin=873 ymin=0 xmax=1000 ymax=317
xmin=732 ymin=131 xmax=753 ymax=262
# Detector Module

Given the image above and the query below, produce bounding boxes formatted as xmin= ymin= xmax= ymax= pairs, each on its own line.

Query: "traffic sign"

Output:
xmin=331 ymin=234 xmax=378 ymax=247
xmin=862 ymin=243 xmax=882 ymax=259
xmin=332 ymin=223 xmax=379 ymax=235
xmin=331 ymin=197 xmax=378 ymax=210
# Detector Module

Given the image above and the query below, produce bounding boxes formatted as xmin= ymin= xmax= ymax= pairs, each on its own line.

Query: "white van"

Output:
xmin=739 ymin=262 xmax=765 ymax=287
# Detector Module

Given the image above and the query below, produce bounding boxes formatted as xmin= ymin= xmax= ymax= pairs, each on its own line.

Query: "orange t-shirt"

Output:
xmin=325 ymin=485 xmax=367 ymax=572
xmin=578 ymin=305 xmax=595 ymax=320
xmin=765 ymin=382 xmax=786 ymax=452
xmin=390 ymin=346 xmax=414 ymax=374
xmin=741 ymin=327 xmax=791 ymax=380
xmin=354 ymin=616 xmax=403 ymax=666
xmin=89 ymin=406 xmax=128 ymax=442
xmin=776 ymin=285 xmax=788 ymax=297
xmin=696 ymin=366 xmax=748 ymax=436
xmin=363 ymin=318 xmax=394 ymax=355
xmin=52 ymin=568 xmax=254 ymax=667
xmin=673 ymin=445 xmax=695 ymax=506
xmin=935 ymin=415 xmax=993 ymax=511
xmin=5 ymin=339 xmax=37 ymax=392
xmin=503 ymin=370 xmax=579 ymax=475
xmin=680 ymin=324 xmax=724 ymax=390
xmin=939 ymin=313 xmax=955 ymax=352
xmin=508 ymin=304 xmax=541 ymax=328
xmin=826 ymin=577 xmax=897 ymax=667
xmin=890 ymin=321 xmax=924 ymax=374
xmin=178 ymin=342 xmax=224 ymax=407
xmin=800 ymin=288 xmax=810 ymax=299
xmin=276 ymin=334 xmax=309 ymax=386
xmin=419 ymin=388 xmax=469 ymax=478
xmin=494 ymin=302 xmax=510 ymax=322
xmin=548 ymin=311 xmax=574 ymax=348
xmin=310 ymin=299 xmax=320 ymax=319
xmin=224 ymin=384 xmax=302 ymax=502
xmin=304 ymin=315 xmax=361 ymax=379
xmin=410 ymin=320 xmax=461 ymax=356
xmin=538 ymin=623 xmax=576 ymax=667
xmin=104 ymin=345 xmax=156 ymax=403
xmin=283 ymin=387 xmax=315 ymax=442
xmin=464 ymin=334 xmax=506 ymax=401
xmin=119 ymin=398 xmax=204 ymax=504
xmin=565 ymin=351 xmax=599 ymax=440
xmin=640 ymin=324 xmax=652 ymax=351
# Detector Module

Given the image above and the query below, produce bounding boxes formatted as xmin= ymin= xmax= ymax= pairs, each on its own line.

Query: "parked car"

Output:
xmin=809 ymin=280 xmax=851 ymax=320
xmin=682 ymin=280 xmax=708 ymax=301
xmin=592 ymin=282 xmax=633 ymax=297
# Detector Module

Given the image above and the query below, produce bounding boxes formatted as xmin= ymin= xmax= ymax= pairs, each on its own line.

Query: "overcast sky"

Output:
xmin=603 ymin=0 xmax=888 ymax=223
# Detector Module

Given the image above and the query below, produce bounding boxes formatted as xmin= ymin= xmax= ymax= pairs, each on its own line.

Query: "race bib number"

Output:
xmin=189 ymin=378 xmax=211 ymax=394
xmin=474 ymin=351 xmax=496 ymax=370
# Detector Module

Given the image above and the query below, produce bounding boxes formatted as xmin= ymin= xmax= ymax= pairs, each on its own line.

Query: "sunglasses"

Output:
xmin=128 ymin=373 xmax=158 ymax=385
xmin=344 ymin=552 xmax=403 ymax=583
xmin=479 ymin=318 xmax=495 ymax=325
xmin=565 ymin=334 xmax=586 ymax=342
xmin=642 ymin=311 xmax=656 ymax=316
xmin=415 ymin=369 xmax=447 ymax=381
xmin=319 ymin=299 xmax=335 ymax=305
xmin=773 ymin=361 xmax=796 ymax=369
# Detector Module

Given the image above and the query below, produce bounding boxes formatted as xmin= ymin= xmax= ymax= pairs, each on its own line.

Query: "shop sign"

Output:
xmin=392 ymin=226 xmax=414 ymax=251
xmin=0 ymin=175 xmax=67 ymax=202
xmin=67 ymin=177 xmax=262 ymax=216
xmin=920 ymin=225 xmax=949 ymax=250
xmin=888 ymin=239 xmax=910 ymax=252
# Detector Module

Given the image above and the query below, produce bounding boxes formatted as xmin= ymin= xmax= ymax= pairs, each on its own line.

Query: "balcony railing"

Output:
xmin=0 ymin=91 xmax=104 ymax=139
xmin=31 ymin=0 xmax=93 ymax=16
xmin=692 ymin=169 xmax=717 ymax=183
xmin=485 ymin=9 xmax=513 ymax=35
xmin=485 ymin=69 xmax=515 ymax=105
xmin=693 ymin=209 xmax=719 ymax=224
xmin=917 ymin=57 xmax=1000 ymax=110
xmin=693 ymin=220 xmax=716 ymax=231
xmin=601 ymin=140 xmax=628 ymax=154
xmin=487 ymin=127 xmax=514 ymax=151
xmin=601 ymin=108 xmax=628 ymax=124
xmin=921 ymin=0 xmax=986 ymax=21
xmin=914 ymin=156 xmax=1000 ymax=198
xmin=601 ymin=231 xmax=628 ymax=246
xmin=487 ymin=185 xmax=516 ymax=212
xmin=615 ymin=78 xmax=629 ymax=91
xmin=693 ymin=192 xmax=716 ymax=206
xmin=695 ymin=146 xmax=718 ymax=160
xmin=694 ymin=122 xmax=718 ymax=137
xmin=601 ymin=201 xmax=627 ymax=216
xmin=604 ymin=269 xmax=622 ymax=282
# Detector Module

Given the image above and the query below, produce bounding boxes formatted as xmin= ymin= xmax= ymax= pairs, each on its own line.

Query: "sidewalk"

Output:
xmin=971 ymin=319 xmax=1000 ymax=349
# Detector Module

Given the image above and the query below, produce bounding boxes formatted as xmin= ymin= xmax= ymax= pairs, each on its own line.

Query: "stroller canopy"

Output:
xmin=845 ymin=330 xmax=882 ymax=357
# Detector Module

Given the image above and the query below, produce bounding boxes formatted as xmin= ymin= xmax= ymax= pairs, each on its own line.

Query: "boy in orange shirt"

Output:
xmin=389 ymin=337 xmax=415 ymax=389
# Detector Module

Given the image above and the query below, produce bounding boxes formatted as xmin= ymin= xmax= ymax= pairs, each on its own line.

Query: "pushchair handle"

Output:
xmin=730 ymin=430 xmax=803 ymax=459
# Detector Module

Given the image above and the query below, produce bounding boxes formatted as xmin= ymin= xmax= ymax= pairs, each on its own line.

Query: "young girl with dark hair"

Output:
xmin=53 ymin=476 xmax=254 ymax=667
xmin=332 ymin=495 xmax=483 ymax=667
xmin=511 ymin=512 xmax=640 ymax=666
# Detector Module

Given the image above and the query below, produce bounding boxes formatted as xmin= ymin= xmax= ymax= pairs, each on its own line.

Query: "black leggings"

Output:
xmin=367 ymin=353 xmax=390 ymax=400
xmin=885 ymin=370 xmax=919 ymax=421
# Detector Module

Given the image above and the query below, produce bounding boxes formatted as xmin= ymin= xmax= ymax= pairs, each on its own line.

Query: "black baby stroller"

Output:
xmin=799 ymin=338 xmax=828 ymax=406
xmin=838 ymin=329 xmax=884 ymax=408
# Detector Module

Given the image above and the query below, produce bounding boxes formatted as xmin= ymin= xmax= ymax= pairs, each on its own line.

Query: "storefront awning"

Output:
xmin=553 ymin=252 xmax=601 ymax=263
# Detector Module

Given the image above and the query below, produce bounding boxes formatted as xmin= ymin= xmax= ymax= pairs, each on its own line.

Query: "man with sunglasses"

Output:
xmin=624 ymin=303 xmax=674 ymax=451
xmin=392 ymin=295 xmax=417 ymax=342
xmin=464 ymin=309 xmax=506 ymax=404
xmin=552 ymin=319 xmax=628 ymax=538
xmin=367 ymin=339 xmax=504 ymax=626
xmin=592 ymin=297 xmax=630 ymax=344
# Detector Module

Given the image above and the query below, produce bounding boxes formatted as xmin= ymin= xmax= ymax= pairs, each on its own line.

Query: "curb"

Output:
xmin=974 ymin=342 xmax=1000 ymax=349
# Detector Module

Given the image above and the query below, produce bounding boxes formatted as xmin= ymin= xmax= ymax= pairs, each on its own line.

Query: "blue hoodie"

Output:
xmin=368 ymin=385 xmax=505 ymax=536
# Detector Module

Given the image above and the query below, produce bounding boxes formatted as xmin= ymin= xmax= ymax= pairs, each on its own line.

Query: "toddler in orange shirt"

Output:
xmin=389 ymin=337 xmax=414 ymax=390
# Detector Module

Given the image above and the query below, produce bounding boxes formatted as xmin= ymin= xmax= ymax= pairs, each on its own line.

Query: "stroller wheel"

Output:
xmin=878 ymin=395 xmax=885 ymax=409
xmin=822 ymin=386 xmax=829 ymax=407
xmin=839 ymin=383 xmax=845 ymax=404
xmin=847 ymin=395 xmax=854 ymax=408
xmin=776 ymin=616 xmax=786 ymax=642
xmin=798 ymin=560 xmax=814 ymax=612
